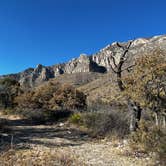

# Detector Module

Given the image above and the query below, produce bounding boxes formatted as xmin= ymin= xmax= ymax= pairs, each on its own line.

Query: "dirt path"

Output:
xmin=0 ymin=114 xmax=90 ymax=150
xmin=0 ymin=115 xmax=154 ymax=166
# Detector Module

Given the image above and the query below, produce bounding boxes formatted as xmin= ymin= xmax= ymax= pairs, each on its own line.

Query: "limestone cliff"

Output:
xmin=1 ymin=34 xmax=166 ymax=88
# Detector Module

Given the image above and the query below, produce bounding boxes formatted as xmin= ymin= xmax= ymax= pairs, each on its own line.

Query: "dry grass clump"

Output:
xmin=0 ymin=148 xmax=83 ymax=166
xmin=130 ymin=120 xmax=166 ymax=165
xmin=69 ymin=108 xmax=130 ymax=139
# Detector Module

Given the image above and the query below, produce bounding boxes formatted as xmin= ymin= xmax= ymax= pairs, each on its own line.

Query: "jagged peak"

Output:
xmin=131 ymin=38 xmax=149 ymax=47
xmin=79 ymin=53 xmax=87 ymax=57
xmin=1 ymin=34 xmax=166 ymax=88
xmin=36 ymin=64 xmax=43 ymax=69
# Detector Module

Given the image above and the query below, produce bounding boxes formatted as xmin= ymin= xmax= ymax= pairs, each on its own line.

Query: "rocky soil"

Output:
xmin=0 ymin=114 xmax=155 ymax=166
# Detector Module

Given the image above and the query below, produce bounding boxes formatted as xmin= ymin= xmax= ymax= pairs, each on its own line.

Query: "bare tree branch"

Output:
xmin=116 ymin=42 xmax=123 ymax=48
xmin=110 ymin=64 xmax=118 ymax=73
xmin=111 ymin=40 xmax=134 ymax=91
xmin=121 ymin=64 xmax=136 ymax=72
xmin=111 ymin=55 xmax=118 ymax=68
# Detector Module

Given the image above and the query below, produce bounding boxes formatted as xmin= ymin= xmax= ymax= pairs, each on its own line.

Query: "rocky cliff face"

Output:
xmin=1 ymin=34 xmax=166 ymax=88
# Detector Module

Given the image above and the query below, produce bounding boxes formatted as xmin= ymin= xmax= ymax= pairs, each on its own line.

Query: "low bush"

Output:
xmin=15 ymin=108 xmax=72 ymax=124
xmin=0 ymin=78 xmax=22 ymax=109
xmin=12 ymin=81 xmax=86 ymax=123
xmin=70 ymin=109 xmax=130 ymax=138
xmin=15 ymin=81 xmax=87 ymax=112
xmin=69 ymin=113 xmax=82 ymax=124
xmin=130 ymin=120 xmax=166 ymax=165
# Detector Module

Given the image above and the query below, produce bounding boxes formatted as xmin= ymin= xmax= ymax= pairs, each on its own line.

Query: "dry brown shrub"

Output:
xmin=130 ymin=120 xmax=166 ymax=165
xmin=70 ymin=108 xmax=130 ymax=139
xmin=15 ymin=81 xmax=86 ymax=112
xmin=0 ymin=149 xmax=83 ymax=166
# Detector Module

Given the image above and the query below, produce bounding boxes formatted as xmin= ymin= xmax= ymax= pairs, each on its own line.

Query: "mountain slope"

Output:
xmin=1 ymin=34 xmax=166 ymax=89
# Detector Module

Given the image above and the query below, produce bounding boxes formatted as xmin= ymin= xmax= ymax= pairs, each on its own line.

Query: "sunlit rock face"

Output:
xmin=1 ymin=34 xmax=166 ymax=88
xmin=64 ymin=54 xmax=91 ymax=73
xmin=17 ymin=64 xmax=55 ymax=87
xmin=92 ymin=35 xmax=166 ymax=71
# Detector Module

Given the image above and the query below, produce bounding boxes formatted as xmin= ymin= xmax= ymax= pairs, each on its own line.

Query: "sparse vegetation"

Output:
xmin=0 ymin=149 xmax=81 ymax=166
xmin=0 ymin=47 xmax=165 ymax=165
xmin=70 ymin=108 xmax=130 ymax=138
xmin=69 ymin=113 xmax=82 ymax=124
xmin=10 ymin=81 xmax=86 ymax=122
xmin=130 ymin=120 xmax=166 ymax=165
xmin=15 ymin=81 xmax=86 ymax=112
xmin=123 ymin=50 xmax=166 ymax=128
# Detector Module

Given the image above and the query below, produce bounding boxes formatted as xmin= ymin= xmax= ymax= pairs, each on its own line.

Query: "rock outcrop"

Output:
xmin=1 ymin=34 xmax=166 ymax=88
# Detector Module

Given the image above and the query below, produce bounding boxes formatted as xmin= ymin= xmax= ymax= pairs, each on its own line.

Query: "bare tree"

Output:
xmin=110 ymin=41 xmax=135 ymax=91
xmin=110 ymin=41 xmax=142 ymax=132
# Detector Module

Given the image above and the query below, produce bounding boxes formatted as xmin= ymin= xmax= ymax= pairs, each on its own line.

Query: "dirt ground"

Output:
xmin=0 ymin=114 xmax=155 ymax=166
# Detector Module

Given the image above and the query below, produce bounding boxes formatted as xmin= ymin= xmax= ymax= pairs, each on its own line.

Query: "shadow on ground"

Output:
xmin=0 ymin=118 xmax=90 ymax=152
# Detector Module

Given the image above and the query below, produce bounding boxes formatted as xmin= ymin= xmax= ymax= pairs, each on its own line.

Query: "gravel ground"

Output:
xmin=0 ymin=114 xmax=155 ymax=166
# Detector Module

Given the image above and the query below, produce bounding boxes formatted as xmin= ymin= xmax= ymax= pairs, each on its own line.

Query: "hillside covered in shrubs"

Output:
xmin=0 ymin=37 xmax=166 ymax=165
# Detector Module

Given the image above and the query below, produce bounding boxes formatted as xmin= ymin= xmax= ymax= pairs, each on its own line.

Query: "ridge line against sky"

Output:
xmin=1 ymin=33 xmax=165 ymax=76
xmin=0 ymin=0 xmax=166 ymax=75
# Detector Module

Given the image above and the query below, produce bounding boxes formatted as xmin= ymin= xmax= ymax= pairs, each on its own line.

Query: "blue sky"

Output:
xmin=0 ymin=0 xmax=165 ymax=75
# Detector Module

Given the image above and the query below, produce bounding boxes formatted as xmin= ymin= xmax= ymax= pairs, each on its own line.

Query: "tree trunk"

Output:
xmin=117 ymin=72 xmax=125 ymax=91
xmin=110 ymin=41 xmax=142 ymax=132
xmin=128 ymin=100 xmax=142 ymax=132
xmin=162 ymin=115 xmax=165 ymax=128
xmin=154 ymin=112 xmax=159 ymax=126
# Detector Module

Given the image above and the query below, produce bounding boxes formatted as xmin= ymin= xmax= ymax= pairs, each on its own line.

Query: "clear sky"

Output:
xmin=0 ymin=0 xmax=165 ymax=75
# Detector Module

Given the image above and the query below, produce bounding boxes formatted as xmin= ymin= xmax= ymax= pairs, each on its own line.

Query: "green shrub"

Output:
xmin=69 ymin=113 xmax=82 ymax=124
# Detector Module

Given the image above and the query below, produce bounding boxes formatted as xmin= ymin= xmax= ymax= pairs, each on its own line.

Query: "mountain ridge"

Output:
xmin=1 ymin=34 xmax=166 ymax=88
